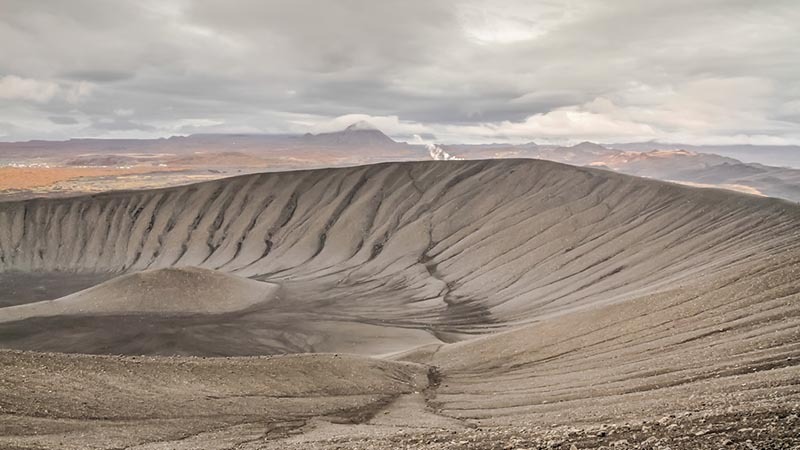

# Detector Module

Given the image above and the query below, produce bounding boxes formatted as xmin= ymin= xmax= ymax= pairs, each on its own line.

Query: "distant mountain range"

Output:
xmin=607 ymin=142 xmax=800 ymax=168
xmin=1 ymin=124 xmax=798 ymax=202
xmin=444 ymin=141 xmax=800 ymax=202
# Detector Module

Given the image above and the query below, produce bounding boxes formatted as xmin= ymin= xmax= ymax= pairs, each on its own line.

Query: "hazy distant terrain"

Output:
xmin=2 ymin=125 xmax=799 ymax=204
xmin=609 ymin=142 xmax=800 ymax=169
xmin=446 ymin=141 xmax=800 ymax=202
xmin=0 ymin=124 xmax=427 ymax=200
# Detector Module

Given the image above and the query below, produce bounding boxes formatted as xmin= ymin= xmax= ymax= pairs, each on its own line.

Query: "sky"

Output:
xmin=1 ymin=0 xmax=799 ymax=144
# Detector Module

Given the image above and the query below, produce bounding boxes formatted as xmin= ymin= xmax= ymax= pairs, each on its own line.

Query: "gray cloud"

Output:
xmin=48 ymin=116 xmax=79 ymax=125
xmin=62 ymin=70 xmax=134 ymax=83
xmin=89 ymin=118 xmax=156 ymax=132
xmin=0 ymin=0 xmax=798 ymax=144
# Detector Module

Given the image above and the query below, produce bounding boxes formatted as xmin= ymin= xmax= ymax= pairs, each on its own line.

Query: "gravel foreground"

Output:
xmin=258 ymin=410 xmax=800 ymax=450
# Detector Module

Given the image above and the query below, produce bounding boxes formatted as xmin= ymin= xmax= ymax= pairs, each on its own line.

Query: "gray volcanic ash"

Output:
xmin=0 ymin=159 xmax=798 ymax=448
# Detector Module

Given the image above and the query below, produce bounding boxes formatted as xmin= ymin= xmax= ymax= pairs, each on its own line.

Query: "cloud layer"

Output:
xmin=1 ymin=0 xmax=798 ymax=144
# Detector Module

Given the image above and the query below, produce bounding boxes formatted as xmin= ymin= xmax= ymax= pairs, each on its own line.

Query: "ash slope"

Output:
xmin=0 ymin=159 xmax=799 ymax=448
xmin=0 ymin=267 xmax=278 ymax=322
xmin=0 ymin=159 xmax=799 ymax=355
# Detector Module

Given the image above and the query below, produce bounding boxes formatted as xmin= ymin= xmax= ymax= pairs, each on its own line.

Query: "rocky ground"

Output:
xmin=261 ymin=409 xmax=800 ymax=450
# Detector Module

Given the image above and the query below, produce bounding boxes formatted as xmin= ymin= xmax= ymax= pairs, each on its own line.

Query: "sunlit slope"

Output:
xmin=429 ymin=247 xmax=800 ymax=425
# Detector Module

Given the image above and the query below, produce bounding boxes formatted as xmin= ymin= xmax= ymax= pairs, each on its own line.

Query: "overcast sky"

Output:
xmin=1 ymin=0 xmax=799 ymax=144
